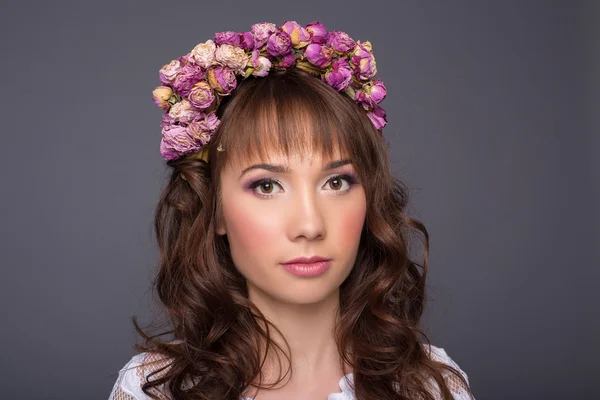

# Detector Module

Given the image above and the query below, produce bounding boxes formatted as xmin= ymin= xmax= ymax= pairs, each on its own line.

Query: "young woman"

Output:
xmin=109 ymin=21 xmax=475 ymax=400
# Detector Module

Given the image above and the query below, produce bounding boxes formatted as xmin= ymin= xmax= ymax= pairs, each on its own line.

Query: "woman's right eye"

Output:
xmin=250 ymin=179 xmax=283 ymax=197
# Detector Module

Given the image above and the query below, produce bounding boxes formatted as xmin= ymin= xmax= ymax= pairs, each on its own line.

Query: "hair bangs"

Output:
xmin=211 ymin=70 xmax=366 ymax=171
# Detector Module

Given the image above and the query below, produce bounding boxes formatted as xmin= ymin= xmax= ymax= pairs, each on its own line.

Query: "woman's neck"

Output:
xmin=247 ymin=285 xmax=351 ymax=385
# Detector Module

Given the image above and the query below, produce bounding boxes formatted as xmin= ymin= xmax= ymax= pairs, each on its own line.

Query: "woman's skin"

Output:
xmin=216 ymin=144 xmax=367 ymax=399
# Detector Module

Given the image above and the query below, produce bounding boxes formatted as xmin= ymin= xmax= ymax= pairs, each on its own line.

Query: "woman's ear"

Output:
xmin=216 ymin=221 xmax=227 ymax=236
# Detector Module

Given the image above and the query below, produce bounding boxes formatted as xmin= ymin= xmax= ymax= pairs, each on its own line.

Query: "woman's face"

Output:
xmin=216 ymin=146 xmax=367 ymax=305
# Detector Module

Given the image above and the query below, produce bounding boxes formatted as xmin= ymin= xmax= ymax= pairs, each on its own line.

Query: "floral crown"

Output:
xmin=152 ymin=20 xmax=387 ymax=162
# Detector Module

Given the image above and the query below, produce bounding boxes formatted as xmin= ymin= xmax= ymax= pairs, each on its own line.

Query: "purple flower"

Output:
xmin=350 ymin=41 xmax=377 ymax=81
xmin=188 ymin=112 xmax=220 ymax=145
xmin=251 ymin=49 xmax=272 ymax=76
xmin=281 ymin=20 xmax=311 ymax=48
xmin=251 ymin=22 xmax=277 ymax=48
xmin=354 ymin=79 xmax=387 ymax=110
xmin=160 ymin=113 xmax=174 ymax=128
xmin=200 ymin=111 xmax=220 ymax=132
xmin=327 ymin=30 xmax=356 ymax=53
xmin=323 ymin=58 xmax=353 ymax=91
xmin=278 ymin=52 xmax=296 ymax=69
xmin=366 ymin=105 xmax=387 ymax=130
xmin=214 ymin=31 xmax=241 ymax=46
xmin=266 ymin=30 xmax=293 ymax=57
xmin=304 ymin=43 xmax=334 ymax=68
xmin=160 ymin=123 xmax=201 ymax=160
xmin=188 ymin=81 xmax=215 ymax=110
xmin=240 ymin=31 xmax=254 ymax=50
xmin=207 ymin=65 xmax=237 ymax=94
xmin=172 ymin=63 xmax=205 ymax=96
xmin=306 ymin=21 xmax=328 ymax=44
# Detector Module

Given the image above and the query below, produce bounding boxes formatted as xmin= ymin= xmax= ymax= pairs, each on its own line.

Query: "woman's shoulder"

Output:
xmin=422 ymin=343 xmax=475 ymax=400
xmin=108 ymin=351 xmax=174 ymax=400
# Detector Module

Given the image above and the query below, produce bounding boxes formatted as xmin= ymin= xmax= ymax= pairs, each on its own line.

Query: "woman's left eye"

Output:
xmin=323 ymin=174 xmax=356 ymax=192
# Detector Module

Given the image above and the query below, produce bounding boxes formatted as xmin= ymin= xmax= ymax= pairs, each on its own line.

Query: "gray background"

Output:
xmin=0 ymin=0 xmax=597 ymax=399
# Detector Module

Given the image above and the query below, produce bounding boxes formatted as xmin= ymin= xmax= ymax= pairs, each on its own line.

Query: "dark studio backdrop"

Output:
xmin=0 ymin=1 xmax=597 ymax=399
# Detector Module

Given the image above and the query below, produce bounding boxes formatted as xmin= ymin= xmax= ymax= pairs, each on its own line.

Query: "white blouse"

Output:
xmin=109 ymin=344 xmax=474 ymax=399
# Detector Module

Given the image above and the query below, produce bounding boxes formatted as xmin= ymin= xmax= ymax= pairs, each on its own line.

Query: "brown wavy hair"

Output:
xmin=132 ymin=68 xmax=473 ymax=399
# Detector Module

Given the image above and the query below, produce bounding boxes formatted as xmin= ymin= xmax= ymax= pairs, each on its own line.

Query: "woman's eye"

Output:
xmin=324 ymin=175 xmax=354 ymax=192
xmin=327 ymin=176 xmax=350 ymax=191
xmin=251 ymin=179 xmax=282 ymax=196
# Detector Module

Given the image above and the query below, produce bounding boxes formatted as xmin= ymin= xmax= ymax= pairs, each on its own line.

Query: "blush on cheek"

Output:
xmin=339 ymin=207 xmax=366 ymax=247
xmin=223 ymin=201 xmax=280 ymax=265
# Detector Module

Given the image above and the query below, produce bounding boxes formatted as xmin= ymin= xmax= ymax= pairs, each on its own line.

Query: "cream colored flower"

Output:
xmin=159 ymin=59 xmax=181 ymax=83
xmin=168 ymin=100 xmax=202 ymax=124
xmin=190 ymin=40 xmax=217 ymax=68
xmin=152 ymin=86 xmax=173 ymax=110
xmin=215 ymin=44 xmax=249 ymax=74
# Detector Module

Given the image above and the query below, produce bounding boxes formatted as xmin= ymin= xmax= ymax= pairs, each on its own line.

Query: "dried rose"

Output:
xmin=190 ymin=40 xmax=216 ymax=68
xmin=323 ymin=58 xmax=352 ymax=91
xmin=188 ymin=81 xmax=215 ymax=110
xmin=306 ymin=21 xmax=328 ymax=44
xmin=266 ymin=30 xmax=293 ymax=57
xmin=281 ymin=20 xmax=311 ymax=48
xmin=207 ymin=65 xmax=237 ymax=94
xmin=305 ymin=43 xmax=334 ymax=68
xmin=215 ymin=44 xmax=249 ymax=73
xmin=152 ymin=86 xmax=173 ymax=110
xmin=251 ymin=22 xmax=277 ymax=48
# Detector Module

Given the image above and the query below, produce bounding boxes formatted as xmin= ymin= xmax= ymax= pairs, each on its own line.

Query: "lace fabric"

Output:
xmin=109 ymin=344 xmax=474 ymax=399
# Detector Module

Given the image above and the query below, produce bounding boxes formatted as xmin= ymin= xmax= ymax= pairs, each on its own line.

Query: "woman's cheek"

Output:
xmin=337 ymin=197 xmax=366 ymax=247
xmin=225 ymin=200 xmax=281 ymax=260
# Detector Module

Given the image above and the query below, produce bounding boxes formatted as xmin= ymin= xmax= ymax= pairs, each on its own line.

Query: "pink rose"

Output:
xmin=266 ymin=30 xmax=293 ymax=57
xmin=281 ymin=20 xmax=311 ymax=48
xmin=188 ymin=112 xmax=220 ymax=146
xmin=168 ymin=99 xmax=204 ymax=125
xmin=306 ymin=21 xmax=328 ymax=44
xmin=251 ymin=49 xmax=272 ymax=76
xmin=277 ymin=52 xmax=296 ymax=69
xmin=159 ymin=59 xmax=182 ymax=85
xmin=188 ymin=81 xmax=215 ymax=110
xmin=214 ymin=31 xmax=241 ymax=47
xmin=355 ymin=79 xmax=387 ymax=110
xmin=350 ymin=41 xmax=377 ymax=81
xmin=160 ymin=123 xmax=201 ymax=160
xmin=327 ymin=30 xmax=356 ymax=53
xmin=172 ymin=63 xmax=205 ymax=96
xmin=251 ymin=22 xmax=277 ymax=48
xmin=323 ymin=58 xmax=352 ymax=91
xmin=207 ymin=65 xmax=237 ymax=94
xmin=240 ymin=31 xmax=254 ymax=50
xmin=305 ymin=43 xmax=334 ymax=68
xmin=366 ymin=105 xmax=387 ymax=130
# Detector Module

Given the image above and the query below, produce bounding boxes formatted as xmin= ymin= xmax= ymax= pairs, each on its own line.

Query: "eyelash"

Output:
xmin=248 ymin=174 xmax=360 ymax=199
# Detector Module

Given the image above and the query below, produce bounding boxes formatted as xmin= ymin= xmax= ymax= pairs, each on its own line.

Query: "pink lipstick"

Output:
xmin=280 ymin=256 xmax=332 ymax=277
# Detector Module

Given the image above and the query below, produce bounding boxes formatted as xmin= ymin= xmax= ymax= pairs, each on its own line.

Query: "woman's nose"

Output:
xmin=287 ymin=186 xmax=326 ymax=242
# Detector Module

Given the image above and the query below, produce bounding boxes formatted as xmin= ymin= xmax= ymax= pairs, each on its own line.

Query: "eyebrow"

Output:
xmin=239 ymin=159 xmax=353 ymax=178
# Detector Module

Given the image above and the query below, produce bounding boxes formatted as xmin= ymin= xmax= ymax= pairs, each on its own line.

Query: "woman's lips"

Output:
xmin=280 ymin=260 xmax=332 ymax=277
xmin=281 ymin=255 xmax=330 ymax=264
